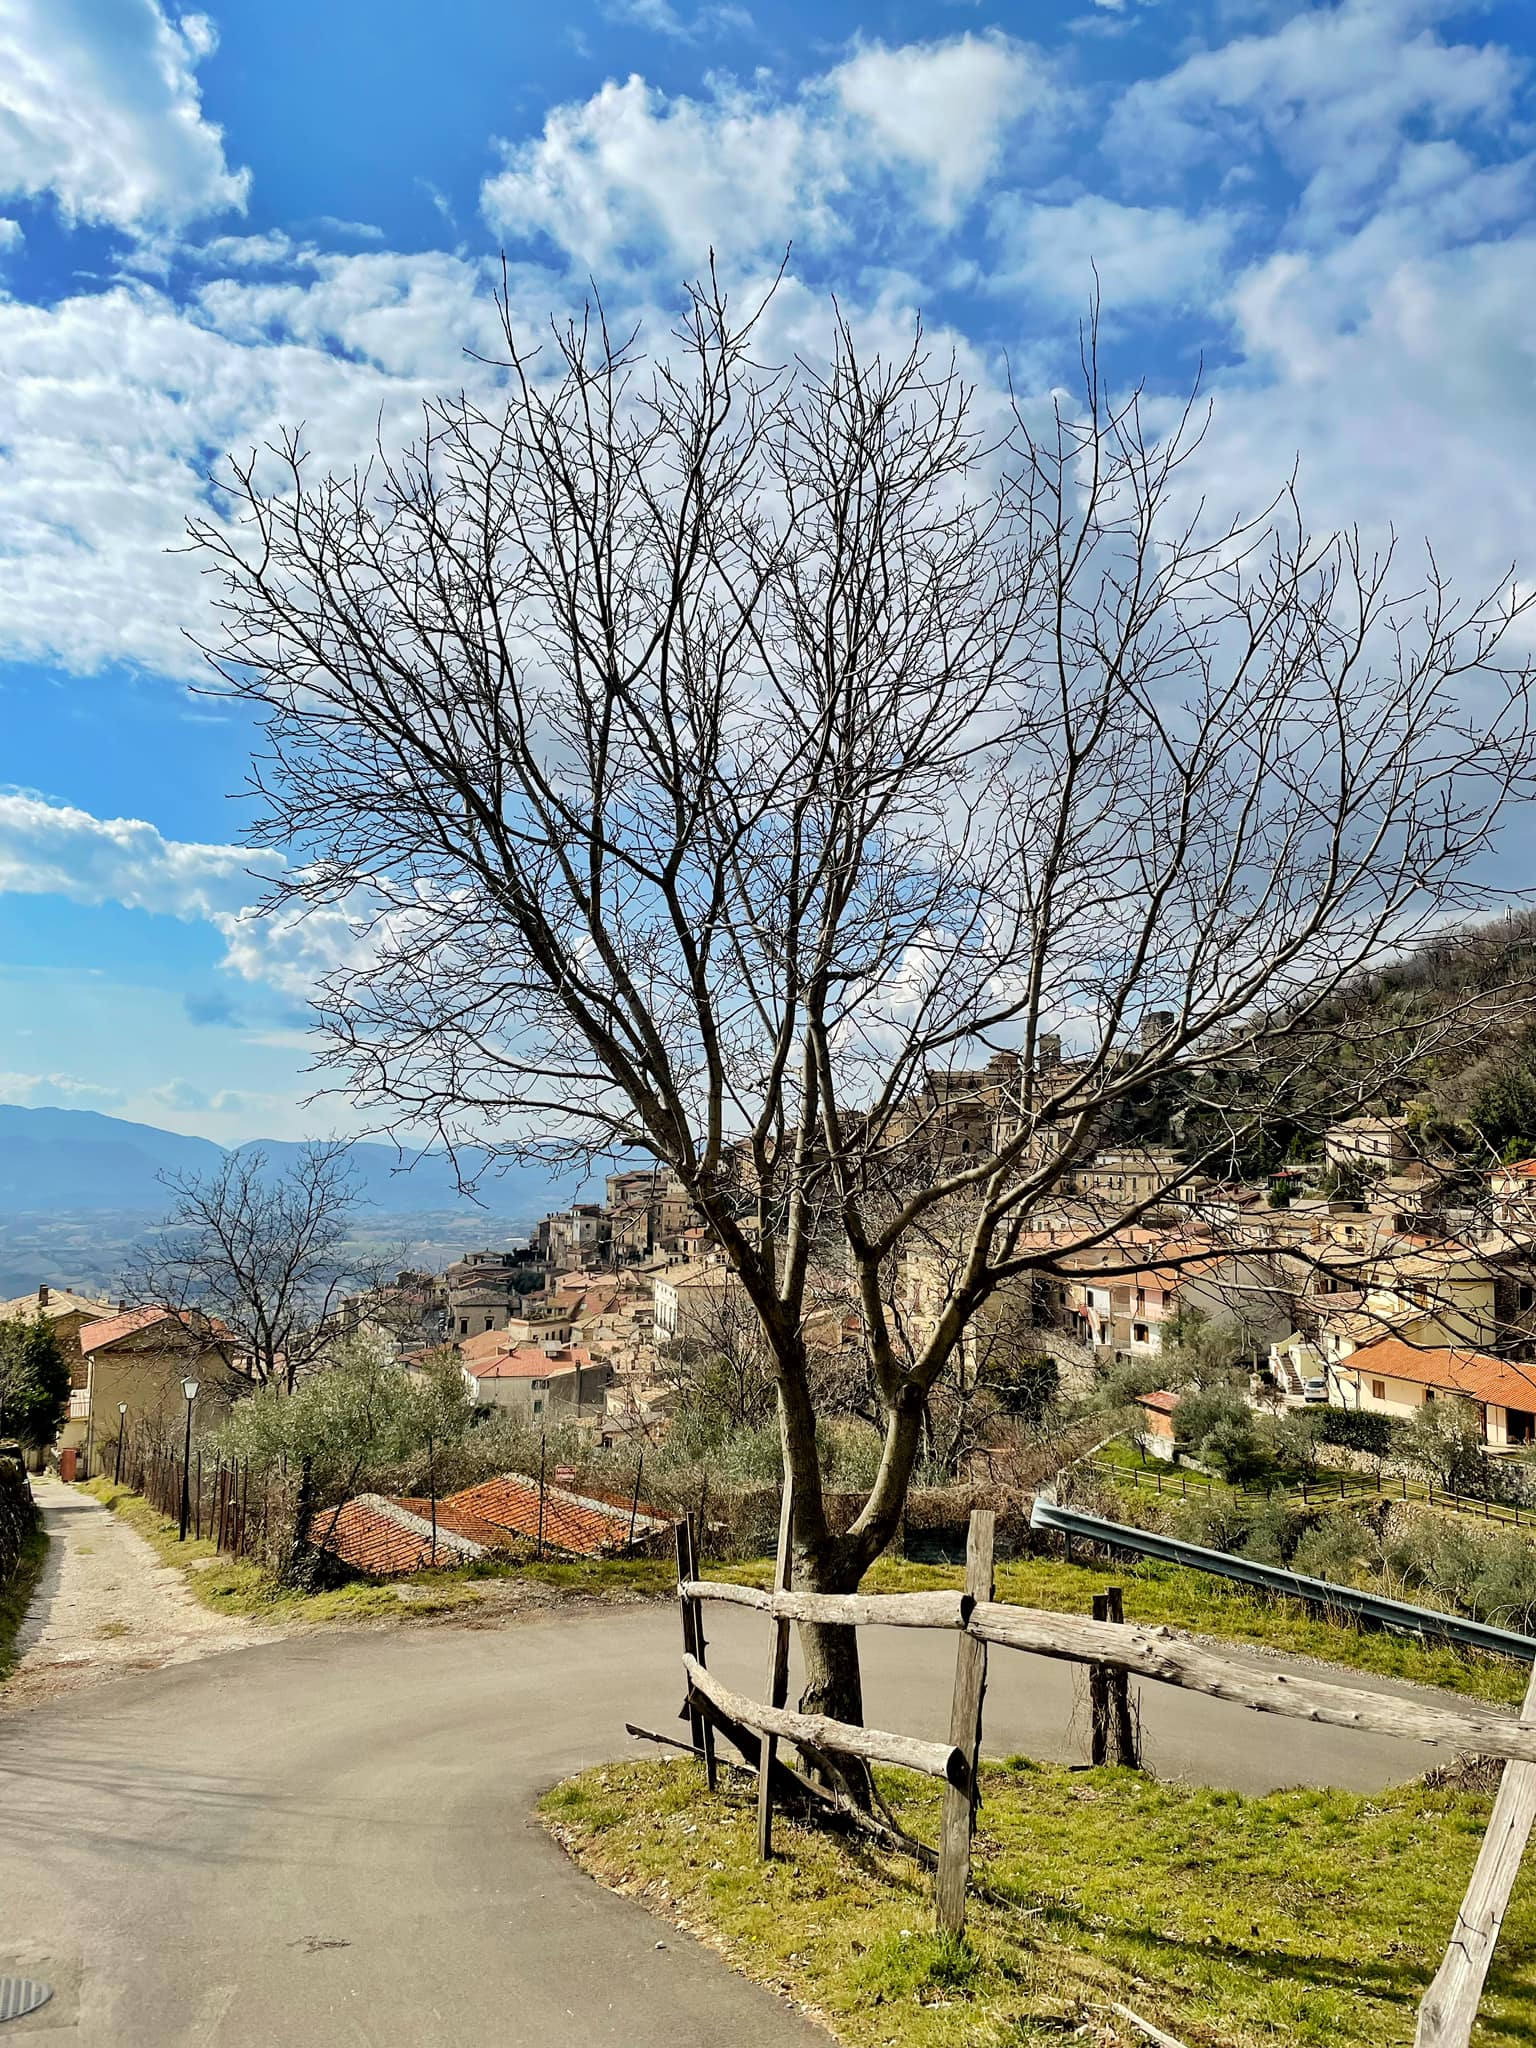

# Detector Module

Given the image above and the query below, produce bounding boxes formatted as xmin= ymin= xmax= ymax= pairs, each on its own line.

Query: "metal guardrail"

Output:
xmin=1029 ymin=1497 xmax=1536 ymax=1665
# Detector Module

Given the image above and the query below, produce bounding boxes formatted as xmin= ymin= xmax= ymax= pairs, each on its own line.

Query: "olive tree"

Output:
xmin=189 ymin=272 xmax=1534 ymax=1729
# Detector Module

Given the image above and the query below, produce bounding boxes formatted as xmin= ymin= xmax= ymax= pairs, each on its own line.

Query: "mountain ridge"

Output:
xmin=0 ymin=1103 xmax=581 ymax=1220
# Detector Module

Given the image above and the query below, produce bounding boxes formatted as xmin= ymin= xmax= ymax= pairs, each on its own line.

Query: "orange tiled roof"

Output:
xmin=442 ymin=1473 xmax=665 ymax=1558
xmin=80 ymin=1305 xmax=235 ymax=1355
xmin=307 ymin=1495 xmax=487 ymax=1574
xmin=462 ymin=1339 xmax=593 ymax=1381
xmin=79 ymin=1305 xmax=182 ymax=1353
xmin=1346 ymin=1337 xmax=1536 ymax=1411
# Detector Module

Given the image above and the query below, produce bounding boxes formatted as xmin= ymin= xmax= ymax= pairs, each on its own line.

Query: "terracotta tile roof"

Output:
xmin=307 ymin=1494 xmax=487 ymax=1574
xmin=1345 ymin=1337 xmax=1536 ymax=1411
xmin=79 ymin=1305 xmax=181 ymax=1353
xmin=441 ymin=1473 xmax=667 ymax=1558
xmin=0 ymin=1288 xmax=115 ymax=1323
xmin=462 ymin=1338 xmax=593 ymax=1381
xmin=1136 ymin=1389 xmax=1181 ymax=1416
xmin=1497 ymin=1160 xmax=1536 ymax=1180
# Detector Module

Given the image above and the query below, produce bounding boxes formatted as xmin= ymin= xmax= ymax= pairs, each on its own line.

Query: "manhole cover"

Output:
xmin=0 ymin=1980 xmax=52 ymax=2024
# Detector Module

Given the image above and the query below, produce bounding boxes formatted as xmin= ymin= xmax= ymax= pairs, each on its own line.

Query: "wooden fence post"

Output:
xmin=1415 ymin=1660 xmax=1536 ymax=2047
xmin=935 ymin=1508 xmax=995 ymax=1936
xmin=675 ymin=1518 xmax=718 ymax=1791
xmin=757 ymin=1481 xmax=794 ymax=1859
xmin=1090 ymin=1592 xmax=1112 ymax=1766
xmin=1105 ymin=1587 xmax=1139 ymax=1768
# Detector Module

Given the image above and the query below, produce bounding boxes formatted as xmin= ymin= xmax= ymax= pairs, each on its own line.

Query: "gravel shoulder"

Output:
xmin=3 ymin=1472 xmax=283 ymax=1711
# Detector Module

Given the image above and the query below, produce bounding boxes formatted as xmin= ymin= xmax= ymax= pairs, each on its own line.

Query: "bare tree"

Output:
xmin=188 ymin=271 xmax=1535 ymax=1732
xmin=132 ymin=1142 xmax=361 ymax=1392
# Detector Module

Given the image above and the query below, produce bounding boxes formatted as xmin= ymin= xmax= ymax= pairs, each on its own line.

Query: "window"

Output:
xmin=1133 ymin=1324 xmax=1149 ymax=1345
xmin=458 ymin=1318 xmax=468 ymax=1335
xmin=1370 ymin=1379 xmax=1386 ymax=1402
xmin=1521 ymin=1286 xmax=1534 ymax=1312
xmin=532 ymin=1398 xmax=543 ymax=1415
xmin=484 ymin=1317 xmax=493 ymax=1332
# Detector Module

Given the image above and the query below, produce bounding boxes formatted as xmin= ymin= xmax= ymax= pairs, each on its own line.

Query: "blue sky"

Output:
xmin=2 ymin=0 xmax=1535 ymax=1142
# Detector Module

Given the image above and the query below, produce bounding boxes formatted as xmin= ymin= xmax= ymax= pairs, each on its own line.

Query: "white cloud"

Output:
xmin=1185 ymin=230 xmax=1536 ymax=633
xmin=0 ymin=0 xmax=248 ymax=232
xmin=0 ymin=792 xmax=258 ymax=917
xmin=0 ymin=253 xmax=499 ymax=677
xmin=1109 ymin=0 xmax=1519 ymax=235
xmin=989 ymin=192 xmax=1236 ymax=308
xmin=829 ymin=34 xmax=1056 ymax=228
xmin=148 ymin=1076 xmax=209 ymax=1110
xmin=0 ymin=216 xmax=20 ymax=250
xmin=482 ymin=33 xmax=1050 ymax=266
xmin=601 ymin=0 xmax=754 ymax=36
xmin=0 ymin=1069 xmax=125 ymax=1108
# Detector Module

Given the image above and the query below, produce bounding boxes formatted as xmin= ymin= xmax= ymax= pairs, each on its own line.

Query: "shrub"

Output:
xmin=1292 ymin=1510 xmax=1378 ymax=1585
xmin=1317 ymin=1407 xmax=1397 ymax=1462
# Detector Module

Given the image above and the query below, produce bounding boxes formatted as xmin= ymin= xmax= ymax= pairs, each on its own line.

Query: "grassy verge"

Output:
xmin=847 ymin=1554 xmax=1526 ymax=1706
xmin=78 ymin=1478 xmax=679 ymax=1624
xmin=543 ymin=1756 xmax=1536 ymax=2048
xmin=0 ymin=1518 xmax=48 ymax=1679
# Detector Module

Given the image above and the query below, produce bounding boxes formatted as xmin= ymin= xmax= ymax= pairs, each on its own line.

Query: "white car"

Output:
xmin=1302 ymin=1376 xmax=1329 ymax=1403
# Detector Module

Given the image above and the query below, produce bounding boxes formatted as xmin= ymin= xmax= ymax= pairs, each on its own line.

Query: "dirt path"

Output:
xmin=3 ymin=1473 xmax=282 ymax=1711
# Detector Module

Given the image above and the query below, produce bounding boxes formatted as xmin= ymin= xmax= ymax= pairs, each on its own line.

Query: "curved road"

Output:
xmin=0 ymin=1572 xmax=1480 ymax=2042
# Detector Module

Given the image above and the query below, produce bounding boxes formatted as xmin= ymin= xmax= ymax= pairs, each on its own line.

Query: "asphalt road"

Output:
xmin=0 ymin=1599 xmax=1471 ymax=2046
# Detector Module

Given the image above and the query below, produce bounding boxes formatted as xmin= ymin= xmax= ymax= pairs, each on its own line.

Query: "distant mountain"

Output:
xmin=0 ymin=1104 xmax=583 ymax=1221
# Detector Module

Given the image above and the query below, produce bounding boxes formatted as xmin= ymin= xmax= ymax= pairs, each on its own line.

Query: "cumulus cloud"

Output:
xmin=0 ymin=1069 xmax=125 ymax=1108
xmin=1109 ymin=0 xmax=1519 ymax=234
xmin=148 ymin=1076 xmax=209 ymax=1110
xmin=0 ymin=792 xmax=258 ymax=917
xmin=0 ymin=0 xmax=248 ymax=232
xmin=482 ymin=32 xmax=1050 ymax=265
xmin=0 ymin=252 xmax=499 ymax=677
xmin=989 ymin=193 xmax=1236 ymax=308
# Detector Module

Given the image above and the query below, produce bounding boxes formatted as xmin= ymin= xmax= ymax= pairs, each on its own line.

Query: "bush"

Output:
xmin=1317 ymin=1408 xmax=1398 ymax=1462
xmin=1240 ymin=1497 xmax=1306 ymax=1566
xmin=1292 ymin=1510 xmax=1378 ymax=1585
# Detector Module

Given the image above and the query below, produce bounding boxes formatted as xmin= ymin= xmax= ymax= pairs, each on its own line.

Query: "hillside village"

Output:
xmin=16 ymin=1056 xmax=1536 ymax=1589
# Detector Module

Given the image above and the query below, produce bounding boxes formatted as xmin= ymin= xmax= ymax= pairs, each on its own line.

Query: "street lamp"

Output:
xmin=178 ymin=1379 xmax=199 ymax=1541
xmin=114 ymin=1402 xmax=127 ymax=1486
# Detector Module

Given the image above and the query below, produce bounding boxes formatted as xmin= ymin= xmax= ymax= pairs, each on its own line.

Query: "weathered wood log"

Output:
xmin=680 ymin=1580 xmax=972 ymax=1629
xmin=935 ymin=1509 xmax=994 ymax=1936
xmin=1415 ymin=1661 xmax=1536 ymax=2048
xmin=970 ymin=1604 xmax=1536 ymax=1766
xmin=682 ymin=1654 xmax=967 ymax=1786
xmin=1110 ymin=2000 xmax=1191 ymax=2048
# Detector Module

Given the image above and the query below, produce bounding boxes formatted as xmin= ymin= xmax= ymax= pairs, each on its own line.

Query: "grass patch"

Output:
xmin=0 ymin=1518 xmax=48 ymax=1680
xmin=843 ymin=1553 xmax=1526 ymax=1707
xmin=543 ymin=1756 xmax=1536 ymax=2047
xmin=77 ymin=1479 xmax=678 ymax=1624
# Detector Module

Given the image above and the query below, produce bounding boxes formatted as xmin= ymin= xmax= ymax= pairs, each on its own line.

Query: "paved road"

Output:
xmin=0 ymin=1591 xmax=1478 ymax=2047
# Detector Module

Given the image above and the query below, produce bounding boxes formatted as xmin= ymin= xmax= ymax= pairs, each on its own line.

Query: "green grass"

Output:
xmin=542 ymin=1756 xmax=1536 ymax=2048
xmin=847 ymin=1553 xmax=1527 ymax=1707
xmin=0 ymin=1518 xmax=47 ymax=1680
xmin=78 ymin=1478 xmax=679 ymax=1623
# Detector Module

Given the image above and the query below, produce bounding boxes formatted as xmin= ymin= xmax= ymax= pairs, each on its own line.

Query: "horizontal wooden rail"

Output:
xmin=969 ymin=1603 xmax=1536 ymax=1766
xmin=683 ymin=1655 xmax=967 ymax=1786
xmin=681 ymin=1579 xmax=971 ymax=1630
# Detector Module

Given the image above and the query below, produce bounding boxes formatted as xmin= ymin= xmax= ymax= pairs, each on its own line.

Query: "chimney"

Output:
xmin=37 ymin=1283 xmax=48 ymax=1307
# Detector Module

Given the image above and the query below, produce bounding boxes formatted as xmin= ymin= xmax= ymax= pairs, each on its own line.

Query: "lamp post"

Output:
xmin=178 ymin=1379 xmax=199 ymax=1541
xmin=114 ymin=1402 xmax=127 ymax=1486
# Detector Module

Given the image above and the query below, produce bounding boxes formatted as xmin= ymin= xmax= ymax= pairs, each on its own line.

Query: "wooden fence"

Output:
xmin=672 ymin=1492 xmax=1536 ymax=2048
